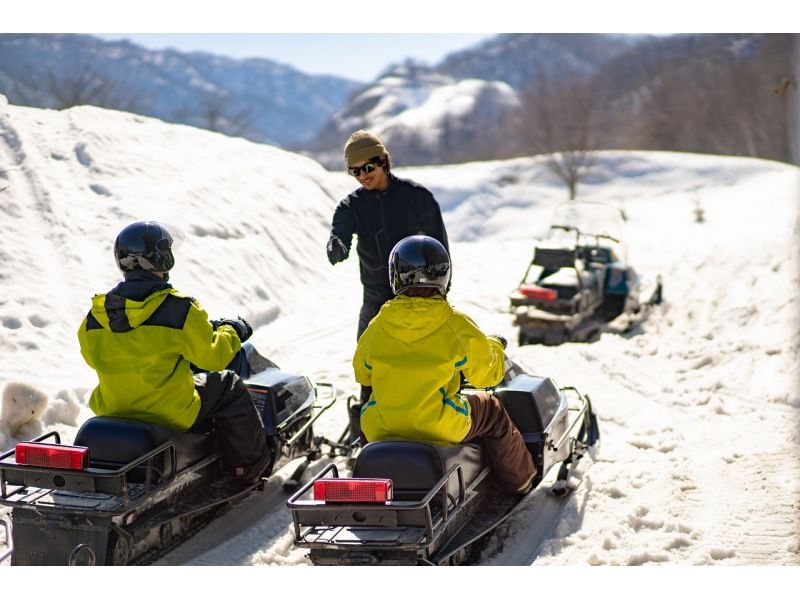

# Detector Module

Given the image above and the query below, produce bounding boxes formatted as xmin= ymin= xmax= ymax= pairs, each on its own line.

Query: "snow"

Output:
xmin=1 ymin=96 xmax=799 ymax=572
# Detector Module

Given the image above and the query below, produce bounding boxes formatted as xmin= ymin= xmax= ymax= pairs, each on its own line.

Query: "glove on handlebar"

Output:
xmin=213 ymin=317 xmax=253 ymax=342
xmin=488 ymin=334 xmax=508 ymax=349
xmin=327 ymin=236 xmax=349 ymax=265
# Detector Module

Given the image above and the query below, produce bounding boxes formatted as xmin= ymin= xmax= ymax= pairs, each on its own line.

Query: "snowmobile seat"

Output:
xmin=74 ymin=416 xmax=217 ymax=483
xmin=533 ymin=246 xmax=576 ymax=270
xmin=353 ymin=440 xmax=486 ymax=501
xmin=539 ymin=266 xmax=599 ymax=300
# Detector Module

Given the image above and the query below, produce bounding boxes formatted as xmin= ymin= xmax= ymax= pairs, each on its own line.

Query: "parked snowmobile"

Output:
xmin=0 ymin=352 xmax=336 ymax=566
xmin=286 ymin=367 xmax=599 ymax=566
xmin=510 ymin=201 xmax=662 ymax=345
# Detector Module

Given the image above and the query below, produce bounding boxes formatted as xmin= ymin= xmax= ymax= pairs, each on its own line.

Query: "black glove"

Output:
xmin=215 ymin=317 xmax=253 ymax=342
xmin=326 ymin=236 xmax=349 ymax=265
xmin=488 ymin=334 xmax=508 ymax=349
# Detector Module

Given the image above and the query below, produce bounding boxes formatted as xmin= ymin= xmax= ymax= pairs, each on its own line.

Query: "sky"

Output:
xmin=0 ymin=96 xmax=798 ymax=576
xmin=93 ymin=33 xmax=494 ymax=81
xmin=7 ymin=0 xmax=788 ymax=83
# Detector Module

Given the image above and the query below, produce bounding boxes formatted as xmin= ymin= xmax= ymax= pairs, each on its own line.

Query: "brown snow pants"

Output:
xmin=463 ymin=391 xmax=536 ymax=492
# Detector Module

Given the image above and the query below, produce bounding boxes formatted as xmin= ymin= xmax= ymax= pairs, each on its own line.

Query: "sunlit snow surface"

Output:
xmin=1 ymin=96 xmax=798 ymax=566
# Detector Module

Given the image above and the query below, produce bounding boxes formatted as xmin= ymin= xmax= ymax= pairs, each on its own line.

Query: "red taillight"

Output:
xmin=313 ymin=478 xmax=393 ymax=503
xmin=15 ymin=443 xmax=89 ymax=470
xmin=519 ymin=284 xmax=557 ymax=301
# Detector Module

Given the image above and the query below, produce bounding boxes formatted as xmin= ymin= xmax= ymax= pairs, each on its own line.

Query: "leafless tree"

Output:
xmin=516 ymin=75 xmax=603 ymax=201
xmin=199 ymin=92 xmax=256 ymax=137
xmin=45 ymin=64 xmax=142 ymax=113
xmin=623 ymin=35 xmax=791 ymax=163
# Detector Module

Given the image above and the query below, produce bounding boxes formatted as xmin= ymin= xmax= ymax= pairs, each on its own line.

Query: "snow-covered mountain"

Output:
xmin=310 ymin=61 xmax=521 ymax=167
xmin=0 ymin=33 xmax=360 ymax=146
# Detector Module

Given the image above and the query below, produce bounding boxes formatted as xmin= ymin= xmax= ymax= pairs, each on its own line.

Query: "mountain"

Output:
xmin=437 ymin=33 xmax=638 ymax=91
xmin=307 ymin=33 xmax=794 ymax=167
xmin=306 ymin=34 xmax=636 ymax=167
xmin=0 ymin=33 xmax=361 ymax=146
xmin=1 ymin=33 xmax=792 ymax=167
xmin=308 ymin=60 xmax=521 ymax=167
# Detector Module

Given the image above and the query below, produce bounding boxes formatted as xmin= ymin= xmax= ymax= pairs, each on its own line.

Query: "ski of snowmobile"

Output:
xmin=0 ymin=514 xmax=11 ymax=563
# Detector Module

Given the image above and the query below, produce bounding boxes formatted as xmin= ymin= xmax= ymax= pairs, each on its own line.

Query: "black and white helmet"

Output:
xmin=389 ymin=235 xmax=451 ymax=296
xmin=114 ymin=221 xmax=182 ymax=278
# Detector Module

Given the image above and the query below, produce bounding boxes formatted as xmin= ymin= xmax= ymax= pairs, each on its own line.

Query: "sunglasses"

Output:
xmin=348 ymin=157 xmax=386 ymax=177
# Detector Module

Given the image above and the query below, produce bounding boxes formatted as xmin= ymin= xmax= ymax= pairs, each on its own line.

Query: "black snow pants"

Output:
xmin=191 ymin=370 xmax=271 ymax=483
xmin=357 ymin=286 xmax=394 ymax=405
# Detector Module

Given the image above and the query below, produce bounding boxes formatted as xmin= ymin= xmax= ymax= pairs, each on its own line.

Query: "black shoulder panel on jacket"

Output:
xmin=85 ymin=311 xmax=103 ymax=331
xmin=142 ymin=294 xmax=192 ymax=330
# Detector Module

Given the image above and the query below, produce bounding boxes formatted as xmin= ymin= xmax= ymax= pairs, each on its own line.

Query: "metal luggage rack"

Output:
xmin=287 ymin=461 xmax=472 ymax=551
xmin=0 ymin=430 xmax=179 ymax=513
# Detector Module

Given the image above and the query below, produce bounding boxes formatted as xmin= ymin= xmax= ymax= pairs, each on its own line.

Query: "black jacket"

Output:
xmin=329 ymin=174 xmax=449 ymax=298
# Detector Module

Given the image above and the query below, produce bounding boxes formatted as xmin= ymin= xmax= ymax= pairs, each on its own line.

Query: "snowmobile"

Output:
xmin=510 ymin=201 xmax=663 ymax=345
xmin=0 ymin=349 xmax=337 ymax=566
xmin=286 ymin=366 xmax=599 ymax=566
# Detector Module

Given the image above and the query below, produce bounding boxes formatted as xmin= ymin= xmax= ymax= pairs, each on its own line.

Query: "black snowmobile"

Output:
xmin=286 ymin=366 xmax=599 ymax=565
xmin=510 ymin=201 xmax=663 ymax=345
xmin=0 ymin=349 xmax=337 ymax=566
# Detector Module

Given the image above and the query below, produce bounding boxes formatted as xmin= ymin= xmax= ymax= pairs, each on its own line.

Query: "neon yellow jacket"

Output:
xmin=77 ymin=286 xmax=241 ymax=430
xmin=353 ymin=294 xmax=506 ymax=444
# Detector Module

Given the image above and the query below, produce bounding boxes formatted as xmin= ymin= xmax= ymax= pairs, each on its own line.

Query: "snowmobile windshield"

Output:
xmin=546 ymin=201 xmax=628 ymax=262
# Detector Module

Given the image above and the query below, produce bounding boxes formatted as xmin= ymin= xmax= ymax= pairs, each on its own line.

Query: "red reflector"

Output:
xmin=15 ymin=443 xmax=89 ymax=470
xmin=313 ymin=478 xmax=393 ymax=503
xmin=519 ymin=284 xmax=557 ymax=301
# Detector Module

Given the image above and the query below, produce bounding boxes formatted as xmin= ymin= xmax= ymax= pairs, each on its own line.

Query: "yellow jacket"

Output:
xmin=353 ymin=294 xmax=505 ymax=444
xmin=78 ymin=284 xmax=241 ymax=430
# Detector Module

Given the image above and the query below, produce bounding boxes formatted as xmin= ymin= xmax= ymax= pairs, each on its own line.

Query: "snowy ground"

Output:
xmin=1 ymin=96 xmax=798 ymax=570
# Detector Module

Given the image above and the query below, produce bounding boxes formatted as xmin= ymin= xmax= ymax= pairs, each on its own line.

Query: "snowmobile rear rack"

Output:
xmin=0 ymin=430 xmax=179 ymax=513
xmin=287 ymin=459 xmax=470 ymax=546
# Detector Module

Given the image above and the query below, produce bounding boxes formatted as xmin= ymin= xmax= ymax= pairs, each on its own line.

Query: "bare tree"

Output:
xmin=45 ymin=64 xmax=142 ymax=112
xmin=199 ymin=92 xmax=256 ymax=137
xmin=516 ymin=75 xmax=603 ymax=201
xmin=623 ymin=34 xmax=791 ymax=163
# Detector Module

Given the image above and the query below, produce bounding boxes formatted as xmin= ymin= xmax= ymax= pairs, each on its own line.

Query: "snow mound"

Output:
xmin=0 ymin=381 xmax=48 ymax=441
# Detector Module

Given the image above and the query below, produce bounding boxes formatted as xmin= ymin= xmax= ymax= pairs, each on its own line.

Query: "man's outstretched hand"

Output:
xmin=327 ymin=236 xmax=349 ymax=265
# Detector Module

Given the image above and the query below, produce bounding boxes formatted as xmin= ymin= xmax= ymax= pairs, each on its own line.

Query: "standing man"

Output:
xmin=327 ymin=130 xmax=449 ymax=340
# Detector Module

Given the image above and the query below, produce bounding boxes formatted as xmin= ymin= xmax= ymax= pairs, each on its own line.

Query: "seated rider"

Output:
xmin=77 ymin=221 xmax=271 ymax=487
xmin=353 ymin=235 xmax=537 ymax=494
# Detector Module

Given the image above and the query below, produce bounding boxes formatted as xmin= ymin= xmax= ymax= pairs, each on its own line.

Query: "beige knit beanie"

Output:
xmin=344 ymin=130 xmax=387 ymax=167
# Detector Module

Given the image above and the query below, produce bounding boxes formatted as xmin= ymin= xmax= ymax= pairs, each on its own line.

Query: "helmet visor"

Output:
xmin=159 ymin=221 xmax=185 ymax=252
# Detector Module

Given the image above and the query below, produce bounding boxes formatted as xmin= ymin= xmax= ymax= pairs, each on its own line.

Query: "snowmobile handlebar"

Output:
xmin=284 ymin=382 xmax=338 ymax=447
